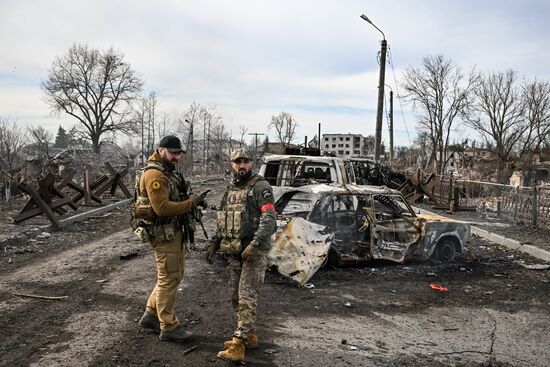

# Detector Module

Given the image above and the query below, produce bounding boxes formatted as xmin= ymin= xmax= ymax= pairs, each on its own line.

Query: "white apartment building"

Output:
xmin=322 ymin=133 xmax=375 ymax=158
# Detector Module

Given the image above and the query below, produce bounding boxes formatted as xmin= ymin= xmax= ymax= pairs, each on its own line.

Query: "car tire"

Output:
xmin=435 ymin=238 xmax=456 ymax=263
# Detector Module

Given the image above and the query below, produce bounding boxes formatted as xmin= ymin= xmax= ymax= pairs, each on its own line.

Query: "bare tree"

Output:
xmin=27 ymin=125 xmax=53 ymax=163
xmin=134 ymin=91 xmax=159 ymax=163
xmin=269 ymin=112 xmax=298 ymax=149
xmin=238 ymin=125 xmax=248 ymax=147
xmin=0 ymin=117 xmax=26 ymax=201
xmin=522 ymin=79 xmax=550 ymax=153
xmin=146 ymin=91 xmax=158 ymax=155
xmin=210 ymin=122 xmax=231 ymax=171
xmin=201 ymin=106 xmax=221 ymax=174
xmin=465 ymin=70 xmax=529 ymax=183
xmin=179 ymin=102 xmax=203 ymax=173
xmin=402 ymin=55 xmax=477 ymax=174
xmin=42 ymin=43 xmax=143 ymax=153
xmin=157 ymin=113 xmax=173 ymax=142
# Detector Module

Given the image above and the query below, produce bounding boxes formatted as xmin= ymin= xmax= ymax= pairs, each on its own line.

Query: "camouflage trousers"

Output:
xmin=227 ymin=253 xmax=267 ymax=339
xmin=146 ymin=231 xmax=185 ymax=331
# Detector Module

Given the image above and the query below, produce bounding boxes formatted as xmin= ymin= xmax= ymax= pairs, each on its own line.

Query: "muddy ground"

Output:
xmin=1 ymin=178 xmax=550 ymax=367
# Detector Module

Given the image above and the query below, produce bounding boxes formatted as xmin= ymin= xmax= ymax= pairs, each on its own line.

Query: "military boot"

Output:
xmin=247 ymin=331 xmax=258 ymax=348
xmin=217 ymin=337 xmax=245 ymax=362
xmin=224 ymin=331 xmax=258 ymax=348
xmin=138 ymin=310 xmax=160 ymax=332
xmin=159 ymin=325 xmax=194 ymax=342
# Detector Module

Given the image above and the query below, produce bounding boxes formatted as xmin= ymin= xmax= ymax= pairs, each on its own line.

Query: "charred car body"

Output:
xmin=268 ymin=184 xmax=470 ymax=285
xmin=258 ymin=154 xmax=354 ymax=201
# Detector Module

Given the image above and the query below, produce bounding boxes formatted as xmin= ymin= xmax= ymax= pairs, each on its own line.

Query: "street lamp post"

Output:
xmin=360 ymin=13 xmax=387 ymax=163
xmin=385 ymin=84 xmax=394 ymax=166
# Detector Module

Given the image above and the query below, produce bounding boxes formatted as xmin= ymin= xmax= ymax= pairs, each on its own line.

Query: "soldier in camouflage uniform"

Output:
xmin=134 ymin=136 xmax=208 ymax=343
xmin=207 ymin=148 xmax=277 ymax=362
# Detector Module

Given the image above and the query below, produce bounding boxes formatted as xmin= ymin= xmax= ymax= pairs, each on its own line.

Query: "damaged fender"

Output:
xmin=267 ymin=217 xmax=333 ymax=286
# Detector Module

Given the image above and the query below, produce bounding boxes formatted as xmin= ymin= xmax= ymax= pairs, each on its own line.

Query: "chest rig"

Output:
xmin=217 ymin=175 xmax=263 ymax=254
xmin=131 ymin=161 xmax=189 ymax=243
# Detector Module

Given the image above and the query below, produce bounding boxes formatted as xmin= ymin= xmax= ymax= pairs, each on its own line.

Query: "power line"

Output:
xmin=387 ymin=46 xmax=412 ymax=146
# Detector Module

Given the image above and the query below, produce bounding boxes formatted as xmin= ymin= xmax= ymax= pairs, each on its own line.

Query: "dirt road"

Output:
xmin=1 ymin=181 xmax=549 ymax=366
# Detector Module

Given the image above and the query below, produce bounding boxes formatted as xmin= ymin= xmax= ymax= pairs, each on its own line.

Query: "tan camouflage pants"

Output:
xmin=146 ymin=231 xmax=185 ymax=331
xmin=228 ymin=254 xmax=267 ymax=339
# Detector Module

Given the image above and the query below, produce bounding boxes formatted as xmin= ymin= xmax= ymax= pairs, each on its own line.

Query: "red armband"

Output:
xmin=260 ymin=203 xmax=275 ymax=214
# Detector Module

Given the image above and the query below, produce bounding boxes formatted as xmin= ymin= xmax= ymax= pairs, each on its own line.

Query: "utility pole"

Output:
xmin=185 ymin=119 xmax=194 ymax=173
xmin=388 ymin=89 xmax=394 ymax=165
xmin=248 ymin=132 xmax=265 ymax=166
xmin=361 ymin=14 xmax=386 ymax=162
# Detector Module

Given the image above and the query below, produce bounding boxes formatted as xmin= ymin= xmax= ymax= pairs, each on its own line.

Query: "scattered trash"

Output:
xmin=264 ymin=349 xmax=279 ymax=354
xmin=349 ymin=346 xmax=358 ymax=350
xmin=304 ymin=283 xmax=315 ymax=289
xmin=429 ymin=283 xmax=448 ymax=292
xmin=458 ymin=267 xmax=466 ymax=272
xmin=444 ymin=327 xmax=459 ymax=331
xmin=427 ymin=272 xmax=436 ymax=276
xmin=344 ymin=302 xmax=352 ymax=307
xmin=95 ymin=279 xmax=108 ymax=283
xmin=12 ymin=292 xmax=68 ymax=301
xmin=182 ymin=345 xmax=197 ymax=355
xmin=519 ymin=263 xmax=550 ymax=270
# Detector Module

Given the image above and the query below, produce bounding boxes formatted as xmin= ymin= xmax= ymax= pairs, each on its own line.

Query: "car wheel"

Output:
xmin=435 ymin=238 xmax=456 ymax=263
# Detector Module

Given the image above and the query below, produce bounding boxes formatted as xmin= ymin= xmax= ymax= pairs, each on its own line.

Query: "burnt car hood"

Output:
xmin=267 ymin=217 xmax=333 ymax=286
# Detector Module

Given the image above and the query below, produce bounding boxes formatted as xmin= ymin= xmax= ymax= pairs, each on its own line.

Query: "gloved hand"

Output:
xmin=242 ymin=243 xmax=261 ymax=261
xmin=206 ymin=242 xmax=218 ymax=264
xmin=191 ymin=195 xmax=207 ymax=208
xmin=192 ymin=189 xmax=210 ymax=207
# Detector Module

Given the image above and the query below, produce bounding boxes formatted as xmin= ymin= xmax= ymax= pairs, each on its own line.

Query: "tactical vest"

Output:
xmin=131 ymin=161 xmax=189 ymax=243
xmin=217 ymin=175 xmax=264 ymax=254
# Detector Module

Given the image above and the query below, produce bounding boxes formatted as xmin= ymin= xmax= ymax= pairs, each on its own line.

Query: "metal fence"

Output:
xmin=432 ymin=177 xmax=550 ymax=229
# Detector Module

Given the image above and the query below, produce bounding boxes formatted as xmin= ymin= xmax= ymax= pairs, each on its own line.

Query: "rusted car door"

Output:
xmin=367 ymin=194 xmax=422 ymax=263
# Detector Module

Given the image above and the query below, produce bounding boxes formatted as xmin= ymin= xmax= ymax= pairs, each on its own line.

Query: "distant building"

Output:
xmin=321 ymin=133 xmax=374 ymax=158
xmin=463 ymin=147 xmax=494 ymax=160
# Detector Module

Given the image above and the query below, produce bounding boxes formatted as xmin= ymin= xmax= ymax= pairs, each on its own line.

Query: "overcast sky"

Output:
xmin=1 ymin=0 xmax=549 ymax=147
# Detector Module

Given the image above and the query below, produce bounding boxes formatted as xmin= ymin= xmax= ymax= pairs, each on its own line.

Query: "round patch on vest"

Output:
xmin=262 ymin=189 xmax=273 ymax=200
xmin=151 ymin=181 xmax=161 ymax=190
xmin=228 ymin=193 xmax=237 ymax=204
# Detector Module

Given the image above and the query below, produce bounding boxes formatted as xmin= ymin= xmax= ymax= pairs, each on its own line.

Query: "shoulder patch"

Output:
xmin=151 ymin=181 xmax=161 ymax=190
xmin=261 ymin=189 xmax=273 ymax=200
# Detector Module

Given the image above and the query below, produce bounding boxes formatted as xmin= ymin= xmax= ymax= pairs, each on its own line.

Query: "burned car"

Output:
xmin=268 ymin=184 xmax=470 ymax=285
xmin=258 ymin=154 xmax=353 ymax=201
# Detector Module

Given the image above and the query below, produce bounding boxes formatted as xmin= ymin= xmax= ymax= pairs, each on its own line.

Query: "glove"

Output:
xmin=191 ymin=195 xmax=207 ymax=208
xmin=206 ymin=242 xmax=218 ymax=264
xmin=192 ymin=189 xmax=210 ymax=207
xmin=242 ymin=243 xmax=261 ymax=261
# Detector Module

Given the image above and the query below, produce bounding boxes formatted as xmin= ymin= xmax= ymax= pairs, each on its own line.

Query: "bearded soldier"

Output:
xmin=207 ymin=148 xmax=277 ymax=362
xmin=134 ymin=135 xmax=208 ymax=342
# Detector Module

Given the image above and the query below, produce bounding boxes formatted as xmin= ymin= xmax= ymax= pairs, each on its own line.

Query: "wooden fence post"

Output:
xmin=532 ymin=183 xmax=538 ymax=227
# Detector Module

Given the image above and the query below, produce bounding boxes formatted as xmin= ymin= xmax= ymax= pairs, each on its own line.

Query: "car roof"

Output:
xmin=276 ymin=183 xmax=402 ymax=196
xmin=263 ymin=154 xmax=344 ymax=163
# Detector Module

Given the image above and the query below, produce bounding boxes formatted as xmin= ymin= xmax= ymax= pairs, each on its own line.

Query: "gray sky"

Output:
xmin=1 ymin=0 xmax=549 ymax=146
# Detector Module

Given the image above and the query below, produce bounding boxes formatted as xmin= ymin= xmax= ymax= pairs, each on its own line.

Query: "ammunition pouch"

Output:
xmin=132 ymin=203 xmax=157 ymax=220
xmin=131 ymin=216 xmax=183 ymax=244
xmin=218 ymin=211 xmax=245 ymax=254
